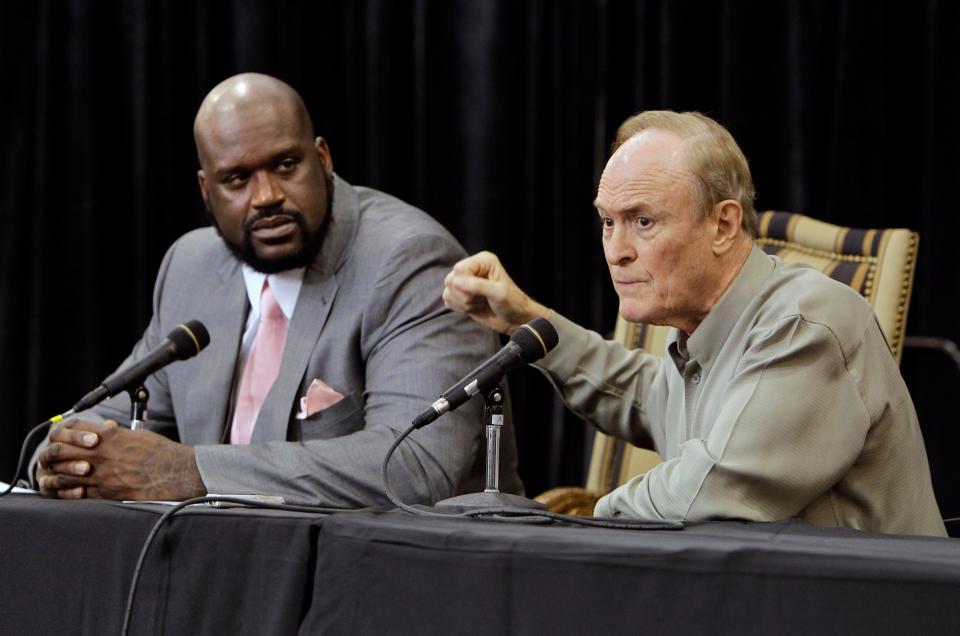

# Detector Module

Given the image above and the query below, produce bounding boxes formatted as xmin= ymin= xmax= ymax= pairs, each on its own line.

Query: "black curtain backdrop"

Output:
xmin=2 ymin=0 xmax=958 ymax=503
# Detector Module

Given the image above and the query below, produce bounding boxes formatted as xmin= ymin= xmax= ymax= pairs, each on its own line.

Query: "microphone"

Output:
xmin=412 ymin=317 xmax=558 ymax=428
xmin=71 ymin=320 xmax=211 ymax=412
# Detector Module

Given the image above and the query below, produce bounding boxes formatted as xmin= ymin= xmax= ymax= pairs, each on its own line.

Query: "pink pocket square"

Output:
xmin=295 ymin=379 xmax=345 ymax=420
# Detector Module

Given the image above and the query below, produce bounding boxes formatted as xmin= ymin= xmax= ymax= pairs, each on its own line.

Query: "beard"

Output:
xmin=208 ymin=172 xmax=334 ymax=274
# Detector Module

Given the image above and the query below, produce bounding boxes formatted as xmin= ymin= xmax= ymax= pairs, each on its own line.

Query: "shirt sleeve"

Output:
xmin=533 ymin=311 xmax=663 ymax=450
xmin=594 ymin=315 xmax=871 ymax=522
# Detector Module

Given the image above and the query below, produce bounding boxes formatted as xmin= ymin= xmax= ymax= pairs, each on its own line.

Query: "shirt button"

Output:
xmin=691 ymin=372 xmax=701 ymax=384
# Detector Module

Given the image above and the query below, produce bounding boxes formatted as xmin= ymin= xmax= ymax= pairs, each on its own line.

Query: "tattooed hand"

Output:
xmin=37 ymin=419 xmax=206 ymax=501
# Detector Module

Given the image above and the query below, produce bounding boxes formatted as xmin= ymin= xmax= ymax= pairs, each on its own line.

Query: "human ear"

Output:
xmin=314 ymin=137 xmax=334 ymax=173
xmin=197 ymin=170 xmax=210 ymax=209
xmin=712 ymin=200 xmax=744 ymax=255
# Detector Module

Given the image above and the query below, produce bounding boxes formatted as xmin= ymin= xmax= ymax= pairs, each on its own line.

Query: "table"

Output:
xmin=2 ymin=495 xmax=959 ymax=635
xmin=0 ymin=495 xmax=324 ymax=635
xmin=307 ymin=512 xmax=960 ymax=635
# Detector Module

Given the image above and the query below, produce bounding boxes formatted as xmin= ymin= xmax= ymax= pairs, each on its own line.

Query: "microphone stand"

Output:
xmin=434 ymin=384 xmax=546 ymax=512
xmin=128 ymin=385 xmax=149 ymax=431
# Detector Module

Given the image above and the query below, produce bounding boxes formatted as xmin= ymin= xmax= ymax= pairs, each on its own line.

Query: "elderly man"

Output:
xmin=443 ymin=110 xmax=945 ymax=536
xmin=34 ymin=73 xmax=521 ymax=506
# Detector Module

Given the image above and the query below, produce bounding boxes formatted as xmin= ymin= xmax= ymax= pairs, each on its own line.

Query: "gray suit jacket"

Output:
xmin=44 ymin=175 xmax=521 ymax=506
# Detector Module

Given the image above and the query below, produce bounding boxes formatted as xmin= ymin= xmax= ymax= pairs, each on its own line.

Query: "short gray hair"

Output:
xmin=613 ymin=111 xmax=757 ymax=237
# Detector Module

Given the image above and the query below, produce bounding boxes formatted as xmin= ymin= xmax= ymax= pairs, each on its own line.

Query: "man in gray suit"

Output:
xmin=34 ymin=73 xmax=521 ymax=506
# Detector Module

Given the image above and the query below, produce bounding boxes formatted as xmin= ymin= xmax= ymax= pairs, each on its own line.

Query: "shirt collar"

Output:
xmin=240 ymin=264 xmax=306 ymax=320
xmin=668 ymin=330 xmax=691 ymax=371
xmin=667 ymin=244 xmax=775 ymax=373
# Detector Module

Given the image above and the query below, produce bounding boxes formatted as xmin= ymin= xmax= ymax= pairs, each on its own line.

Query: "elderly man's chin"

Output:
xmin=617 ymin=299 xmax=658 ymax=325
xmin=617 ymin=304 xmax=642 ymax=324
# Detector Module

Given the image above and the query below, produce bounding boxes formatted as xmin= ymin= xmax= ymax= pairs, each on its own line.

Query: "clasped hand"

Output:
xmin=37 ymin=419 xmax=205 ymax=501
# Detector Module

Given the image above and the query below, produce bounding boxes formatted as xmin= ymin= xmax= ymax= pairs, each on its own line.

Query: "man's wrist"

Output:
xmin=164 ymin=446 xmax=207 ymax=499
xmin=506 ymin=300 xmax=552 ymax=334
xmin=182 ymin=448 xmax=207 ymax=498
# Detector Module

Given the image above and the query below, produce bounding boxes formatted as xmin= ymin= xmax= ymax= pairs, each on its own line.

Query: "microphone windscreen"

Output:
xmin=168 ymin=320 xmax=211 ymax=359
xmin=510 ymin=317 xmax=559 ymax=362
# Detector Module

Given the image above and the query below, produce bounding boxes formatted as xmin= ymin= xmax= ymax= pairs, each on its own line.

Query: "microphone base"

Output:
xmin=433 ymin=491 xmax=547 ymax=512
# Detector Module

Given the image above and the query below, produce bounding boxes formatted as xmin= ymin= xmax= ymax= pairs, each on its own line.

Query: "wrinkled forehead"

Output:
xmin=595 ymin=130 xmax=695 ymax=208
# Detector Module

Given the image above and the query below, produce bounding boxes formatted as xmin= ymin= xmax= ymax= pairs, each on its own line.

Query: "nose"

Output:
xmin=604 ymin=223 xmax=636 ymax=266
xmin=250 ymin=171 xmax=285 ymax=210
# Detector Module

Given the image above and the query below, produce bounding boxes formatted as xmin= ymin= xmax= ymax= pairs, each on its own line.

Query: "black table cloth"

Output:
xmin=3 ymin=496 xmax=959 ymax=635
xmin=307 ymin=512 xmax=960 ymax=635
xmin=0 ymin=495 xmax=325 ymax=635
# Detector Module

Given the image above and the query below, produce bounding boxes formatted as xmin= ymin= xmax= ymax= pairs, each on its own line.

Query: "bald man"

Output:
xmin=33 ymin=73 xmax=522 ymax=507
xmin=443 ymin=110 xmax=944 ymax=536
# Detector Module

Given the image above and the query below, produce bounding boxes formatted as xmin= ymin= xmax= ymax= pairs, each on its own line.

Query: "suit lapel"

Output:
xmin=251 ymin=174 xmax=360 ymax=442
xmin=181 ymin=256 xmax=248 ymax=445
xmin=251 ymin=268 xmax=338 ymax=442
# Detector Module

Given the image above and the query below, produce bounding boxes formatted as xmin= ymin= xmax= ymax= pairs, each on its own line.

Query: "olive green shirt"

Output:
xmin=536 ymin=245 xmax=945 ymax=536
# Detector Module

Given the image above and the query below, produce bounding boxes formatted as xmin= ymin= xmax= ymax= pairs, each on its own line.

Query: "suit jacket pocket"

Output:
xmin=292 ymin=390 xmax=364 ymax=441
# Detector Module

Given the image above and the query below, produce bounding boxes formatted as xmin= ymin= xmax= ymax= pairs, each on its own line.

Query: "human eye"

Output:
xmin=223 ymin=172 xmax=248 ymax=188
xmin=276 ymin=157 xmax=300 ymax=173
xmin=633 ymin=215 xmax=653 ymax=229
xmin=598 ymin=216 xmax=614 ymax=232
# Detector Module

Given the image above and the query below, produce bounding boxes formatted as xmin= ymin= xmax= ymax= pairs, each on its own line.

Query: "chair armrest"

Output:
xmin=534 ymin=487 xmax=600 ymax=516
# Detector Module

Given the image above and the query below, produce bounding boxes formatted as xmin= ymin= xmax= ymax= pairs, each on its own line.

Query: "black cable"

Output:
xmin=380 ymin=424 xmax=490 ymax=520
xmin=380 ymin=423 xmax=429 ymax=515
xmin=0 ymin=416 xmax=67 ymax=498
xmin=120 ymin=495 xmax=354 ymax=636
xmin=463 ymin=507 xmax=684 ymax=530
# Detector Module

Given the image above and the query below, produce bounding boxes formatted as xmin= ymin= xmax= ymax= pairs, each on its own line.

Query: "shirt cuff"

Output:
xmin=193 ymin=445 xmax=227 ymax=493
xmin=533 ymin=311 xmax=595 ymax=384
xmin=594 ymin=492 xmax=615 ymax=517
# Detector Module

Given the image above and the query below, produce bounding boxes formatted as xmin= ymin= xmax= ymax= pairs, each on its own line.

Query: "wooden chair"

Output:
xmin=535 ymin=211 xmax=920 ymax=515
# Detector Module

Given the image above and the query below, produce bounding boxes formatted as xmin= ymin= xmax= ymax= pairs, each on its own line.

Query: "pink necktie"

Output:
xmin=231 ymin=282 xmax=289 ymax=444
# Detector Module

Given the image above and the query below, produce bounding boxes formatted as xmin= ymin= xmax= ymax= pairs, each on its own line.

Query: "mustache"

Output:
xmin=243 ymin=208 xmax=305 ymax=232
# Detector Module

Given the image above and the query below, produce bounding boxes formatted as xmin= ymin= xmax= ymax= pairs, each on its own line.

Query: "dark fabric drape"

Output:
xmin=2 ymin=0 xmax=958 ymax=502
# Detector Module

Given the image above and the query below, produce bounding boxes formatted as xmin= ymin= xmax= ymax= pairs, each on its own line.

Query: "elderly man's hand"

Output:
xmin=37 ymin=419 xmax=206 ymax=501
xmin=442 ymin=251 xmax=551 ymax=335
